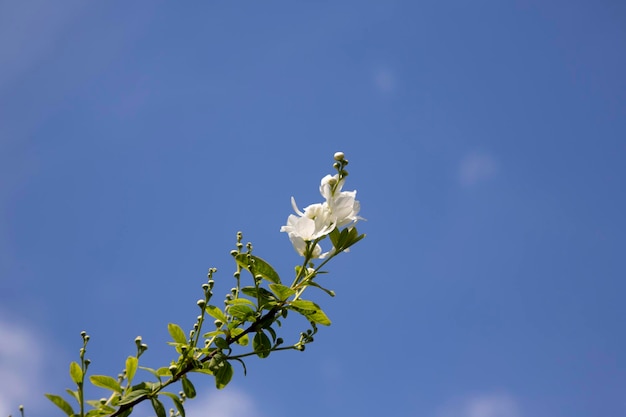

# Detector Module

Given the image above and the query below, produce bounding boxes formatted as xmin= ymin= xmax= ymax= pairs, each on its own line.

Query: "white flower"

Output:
xmin=285 ymin=233 xmax=328 ymax=259
xmin=280 ymin=198 xmax=335 ymax=241
xmin=319 ymin=174 xmax=362 ymax=227
xmin=319 ymin=174 xmax=344 ymax=201
xmin=328 ymin=189 xmax=362 ymax=227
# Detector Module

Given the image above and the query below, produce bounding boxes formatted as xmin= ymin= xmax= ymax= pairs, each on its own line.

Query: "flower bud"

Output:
xmin=197 ymin=299 xmax=206 ymax=308
xmin=334 ymin=152 xmax=345 ymax=161
xmin=169 ymin=364 xmax=178 ymax=375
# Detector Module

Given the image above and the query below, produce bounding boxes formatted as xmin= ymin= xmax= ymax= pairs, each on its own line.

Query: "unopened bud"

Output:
xmin=197 ymin=299 xmax=206 ymax=308
xmin=334 ymin=151 xmax=345 ymax=161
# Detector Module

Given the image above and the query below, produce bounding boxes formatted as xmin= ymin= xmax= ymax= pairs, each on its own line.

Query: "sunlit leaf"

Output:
xmin=288 ymin=300 xmax=331 ymax=326
xmin=69 ymin=361 xmax=82 ymax=385
xmin=230 ymin=328 xmax=249 ymax=346
xmin=227 ymin=298 xmax=255 ymax=306
xmin=228 ymin=304 xmax=256 ymax=321
xmin=269 ymin=283 xmax=295 ymax=300
xmin=125 ymin=356 xmax=138 ymax=384
xmin=118 ymin=388 xmax=150 ymax=406
xmin=45 ymin=394 xmax=74 ymax=416
xmin=205 ymin=305 xmax=227 ymax=323
xmin=235 ymin=254 xmax=281 ymax=284
xmin=168 ymin=323 xmax=188 ymax=344
xmin=160 ymin=392 xmax=185 ymax=417
xmin=65 ymin=389 xmax=79 ymax=404
xmin=90 ymin=375 xmax=123 ymax=393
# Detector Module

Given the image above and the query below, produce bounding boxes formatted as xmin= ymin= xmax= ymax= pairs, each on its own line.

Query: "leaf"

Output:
xmin=168 ymin=323 xmax=188 ymax=344
xmin=118 ymin=388 xmax=150 ymax=406
xmin=252 ymin=332 xmax=271 ymax=358
xmin=138 ymin=366 xmax=159 ymax=378
xmin=205 ymin=305 xmax=227 ymax=323
xmin=235 ymin=254 xmax=281 ymax=284
xmin=181 ymin=377 xmax=196 ymax=399
xmin=328 ymin=227 xmax=341 ymax=248
xmin=305 ymin=280 xmax=336 ymax=297
xmin=269 ymin=283 xmax=295 ymax=301
xmin=227 ymin=298 xmax=255 ymax=306
xmin=150 ymin=397 xmax=166 ymax=417
xmin=45 ymin=394 xmax=75 ymax=416
xmin=241 ymin=286 xmax=276 ymax=301
xmin=160 ymin=392 xmax=185 ymax=417
xmin=214 ymin=361 xmax=233 ymax=389
xmin=230 ymin=328 xmax=249 ymax=346
xmin=228 ymin=304 xmax=256 ymax=321
xmin=289 ymin=300 xmax=332 ymax=326
xmin=125 ymin=356 xmax=138 ymax=385
xmin=89 ymin=375 xmax=123 ymax=393
xmin=69 ymin=361 xmax=82 ymax=385
xmin=214 ymin=336 xmax=229 ymax=350
xmin=65 ymin=388 xmax=80 ymax=404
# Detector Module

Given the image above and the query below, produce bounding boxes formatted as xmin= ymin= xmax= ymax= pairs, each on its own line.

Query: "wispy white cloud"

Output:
xmin=435 ymin=393 xmax=521 ymax=417
xmin=0 ymin=315 xmax=45 ymax=417
xmin=185 ymin=387 xmax=265 ymax=417
xmin=0 ymin=1 xmax=86 ymax=92
xmin=458 ymin=152 xmax=498 ymax=187
xmin=374 ymin=68 xmax=396 ymax=94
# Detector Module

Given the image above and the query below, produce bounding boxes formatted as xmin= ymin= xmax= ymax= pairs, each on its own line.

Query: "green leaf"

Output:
xmin=69 ymin=361 xmax=82 ymax=385
xmin=65 ymin=388 xmax=80 ymax=404
xmin=252 ymin=332 xmax=271 ymax=358
xmin=90 ymin=375 xmax=123 ymax=393
xmin=205 ymin=305 xmax=227 ymax=323
xmin=125 ymin=356 xmax=138 ymax=384
xmin=150 ymin=397 xmax=166 ymax=417
xmin=241 ymin=286 xmax=276 ymax=301
xmin=305 ymin=280 xmax=336 ymax=297
xmin=118 ymin=387 xmax=150 ymax=406
xmin=156 ymin=367 xmax=172 ymax=376
xmin=168 ymin=323 xmax=188 ymax=344
xmin=228 ymin=304 xmax=256 ymax=321
xmin=269 ymin=283 xmax=295 ymax=301
xmin=138 ymin=366 xmax=159 ymax=378
xmin=181 ymin=377 xmax=196 ymax=399
xmin=160 ymin=392 xmax=185 ymax=417
xmin=289 ymin=300 xmax=332 ymax=326
xmin=227 ymin=298 xmax=255 ymax=306
xmin=214 ymin=336 xmax=229 ymax=350
xmin=235 ymin=254 xmax=281 ymax=284
xmin=214 ymin=361 xmax=233 ymax=389
xmin=45 ymin=394 xmax=75 ymax=416
xmin=329 ymin=227 xmax=341 ymax=248
xmin=230 ymin=327 xmax=249 ymax=346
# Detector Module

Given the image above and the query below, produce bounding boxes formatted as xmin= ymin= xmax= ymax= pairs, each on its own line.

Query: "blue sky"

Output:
xmin=1 ymin=1 xmax=625 ymax=417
